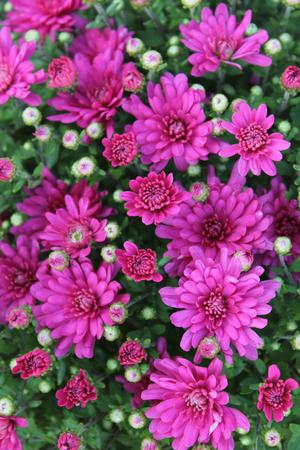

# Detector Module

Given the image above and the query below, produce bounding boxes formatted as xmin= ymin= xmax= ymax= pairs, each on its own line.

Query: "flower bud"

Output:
xmin=211 ymin=94 xmax=229 ymax=114
xmin=141 ymin=438 xmax=160 ymax=450
xmin=181 ymin=0 xmax=202 ymax=8
xmin=109 ymin=302 xmax=128 ymax=324
xmin=0 ymin=158 xmax=16 ymax=182
xmin=101 ymin=245 xmax=117 ymax=264
xmin=4 ymin=2 xmax=13 ymax=12
xmin=250 ymin=86 xmax=263 ymax=97
xmin=86 ymin=122 xmax=104 ymax=140
xmin=246 ymin=23 xmax=258 ymax=36
xmin=187 ymin=164 xmax=201 ymax=177
xmin=38 ymin=380 xmax=52 ymax=393
xmin=113 ymin=190 xmax=123 ymax=202
xmin=291 ymin=332 xmax=300 ymax=350
xmin=37 ymin=328 xmax=53 ymax=347
xmin=10 ymin=212 xmax=24 ymax=227
xmin=49 ymin=250 xmax=69 ymax=271
xmin=58 ymin=32 xmax=73 ymax=44
xmin=198 ymin=337 xmax=220 ymax=359
xmin=0 ymin=397 xmax=15 ymax=416
xmin=168 ymin=36 xmax=180 ymax=45
xmin=62 ymin=130 xmax=80 ymax=150
xmin=167 ymin=45 xmax=180 ymax=57
xmin=271 ymin=342 xmax=280 ymax=351
xmin=141 ymin=50 xmax=162 ymax=71
xmin=7 ymin=307 xmax=31 ymax=330
xmin=279 ymin=32 xmax=293 ymax=45
xmin=264 ymin=39 xmax=282 ymax=56
xmin=236 ymin=427 xmax=249 ymax=435
xmin=211 ymin=118 xmax=224 ymax=136
xmin=103 ymin=325 xmax=120 ymax=342
xmin=124 ymin=366 xmax=142 ymax=383
xmin=190 ymin=182 xmax=209 ymax=203
xmin=231 ymin=98 xmax=245 ymax=113
xmin=141 ymin=306 xmax=156 ymax=320
xmin=126 ymin=38 xmax=144 ymax=56
xmin=72 ymin=157 xmax=96 ymax=178
xmin=264 ymin=429 xmax=281 ymax=447
xmin=287 ymin=321 xmax=297 ymax=331
xmin=122 ymin=62 xmax=144 ymax=93
xmin=22 ymin=107 xmax=42 ymax=126
xmin=234 ymin=250 xmax=254 ymax=272
xmin=105 ymin=222 xmax=120 ymax=240
xmin=274 ymin=236 xmax=292 ymax=256
xmin=109 ymin=408 xmax=125 ymax=424
xmin=33 ymin=125 xmax=52 ymax=142
xmin=240 ymin=436 xmax=252 ymax=446
xmin=24 ymin=29 xmax=41 ymax=43
xmin=106 ymin=358 xmax=119 ymax=372
xmin=128 ymin=411 xmax=146 ymax=429
xmin=278 ymin=120 xmax=291 ymax=134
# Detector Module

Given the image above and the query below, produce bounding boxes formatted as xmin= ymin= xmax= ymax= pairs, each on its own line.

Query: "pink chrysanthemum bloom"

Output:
xmin=118 ymin=339 xmax=147 ymax=366
xmin=48 ymin=50 xmax=124 ymax=132
xmin=56 ymin=369 xmax=97 ymax=409
xmin=121 ymin=171 xmax=189 ymax=226
xmin=259 ymin=177 xmax=300 ymax=265
xmin=122 ymin=62 xmax=144 ymax=93
xmin=70 ymin=26 xmax=132 ymax=62
xmin=281 ymin=65 xmax=300 ymax=92
xmin=122 ymin=73 xmax=219 ymax=172
xmin=0 ymin=158 xmax=16 ymax=182
xmin=160 ymin=247 xmax=279 ymax=363
xmin=142 ymin=357 xmax=250 ymax=450
xmin=0 ymin=236 xmax=39 ymax=324
xmin=39 ymin=195 xmax=107 ymax=258
xmin=57 ymin=432 xmax=81 ymax=450
xmin=48 ymin=56 xmax=76 ymax=89
xmin=6 ymin=0 xmax=84 ymax=40
xmin=0 ymin=416 xmax=28 ymax=450
xmin=180 ymin=3 xmax=271 ymax=77
xmin=6 ymin=306 xmax=31 ymax=330
xmin=12 ymin=348 xmax=52 ymax=379
xmin=116 ymin=241 xmax=162 ymax=282
xmin=0 ymin=27 xmax=47 ymax=106
xmin=220 ymin=102 xmax=290 ymax=176
xmin=257 ymin=364 xmax=298 ymax=422
xmin=102 ymin=132 xmax=138 ymax=167
xmin=32 ymin=259 xmax=130 ymax=358
xmin=156 ymin=164 xmax=271 ymax=278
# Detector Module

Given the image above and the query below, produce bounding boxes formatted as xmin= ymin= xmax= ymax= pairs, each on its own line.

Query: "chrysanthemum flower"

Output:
xmin=118 ymin=340 xmax=147 ymax=366
xmin=122 ymin=73 xmax=219 ymax=172
xmin=32 ymin=259 xmax=130 ymax=358
xmin=220 ymin=102 xmax=290 ymax=176
xmin=48 ymin=56 xmax=76 ymax=89
xmin=102 ymin=132 xmax=138 ymax=167
xmin=156 ymin=165 xmax=271 ymax=278
xmin=281 ymin=65 xmax=300 ymax=92
xmin=122 ymin=62 xmax=144 ymax=92
xmin=57 ymin=432 xmax=81 ymax=450
xmin=40 ymin=195 xmax=107 ymax=258
xmin=180 ymin=3 xmax=271 ymax=77
xmin=116 ymin=241 xmax=162 ymax=282
xmin=56 ymin=369 xmax=97 ymax=409
xmin=142 ymin=357 xmax=250 ymax=450
xmin=160 ymin=247 xmax=279 ymax=363
xmin=0 ymin=415 xmax=28 ymax=450
xmin=0 ymin=158 xmax=16 ymax=182
xmin=0 ymin=27 xmax=47 ymax=106
xmin=121 ymin=171 xmax=189 ymax=225
xmin=0 ymin=236 xmax=39 ymax=324
xmin=47 ymin=50 xmax=124 ymax=133
xmin=12 ymin=349 xmax=52 ymax=379
xmin=6 ymin=0 xmax=84 ymax=41
xmin=257 ymin=364 xmax=298 ymax=422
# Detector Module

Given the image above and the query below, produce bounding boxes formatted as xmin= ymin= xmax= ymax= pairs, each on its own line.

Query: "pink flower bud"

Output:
xmin=48 ymin=56 xmax=76 ymax=89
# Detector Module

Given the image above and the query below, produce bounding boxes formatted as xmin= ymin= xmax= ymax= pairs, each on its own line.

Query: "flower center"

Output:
xmin=67 ymin=223 xmax=90 ymax=247
xmin=275 ymin=214 xmax=300 ymax=239
xmin=201 ymin=214 xmax=227 ymax=245
xmin=237 ymin=123 xmax=269 ymax=153
xmin=211 ymin=37 xmax=237 ymax=60
xmin=184 ymin=388 xmax=208 ymax=414
xmin=264 ymin=380 xmax=286 ymax=409
xmin=128 ymin=252 xmax=154 ymax=275
xmin=203 ymin=286 xmax=227 ymax=330
xmin=0 ymin=63 xmax=13 ymax=93
xmin=139 ymin=181 xmax=170 ymax=211
xmin=6 ymin=267 xmax=35 ymax=299
xmin=163 ymin=114 xmax=189 ymax=142
xmin=112 ymin=139 xmax=135 ymax=162
xmin=71 ymin=289 xmax=98 ymax=317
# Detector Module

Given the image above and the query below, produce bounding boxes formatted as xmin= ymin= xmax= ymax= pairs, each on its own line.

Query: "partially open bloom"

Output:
xmin=116 ymin=241 xmax=162 ymax=282
xmin=220 ymin=102 xmax=290 ymax=176
xmin=180 ymin=3 xmax=271 ymax=77
xmin=57 ymin=432 xmax=81 ymax=450
xmin=0 ymin=27 xmax=47 ymax=106
xmin=122 ymin=62 xmax=144 ymax=92
xmin=6 ymin=307 xmax=31 ymax=330
xmin=102 ymin=132 xmax=138 ymax=167
xmin=142 ymin=357 xmax=250 ymax=450
xmin=0 ymin=236 xmax=39 ymax=324
xmin=32 ymin=260 xmax=130 ymax=358
xmin=39 ymin=195 xmax=107 ymax=258
xmin=0 ymin=415 xmax=28 ymax=450
xmin=0 ymin=158 xmax=15 ymax=182
xmin=48 ymin=56 xmax=76 ymax=89
xmin=160 ymin=247 xmax=279 ymax=363
xmin=257 ymin=364 xmax=298 ymax=422
xmin=281 ymin=65 xmax=300 ymax=92
xmin=12 ymin=349 xmax=51 ymax=379
xmin=56 ymin=369 xmax=97 ymax=409
xmin=121 ymin=171 xmax=188 ymax=225
xmin=123 ymin=73 xmax=219 ymax=171
xmin=141 ymin=438 xmax=160 ymax=450
xmin=118 ymin=340 xmax=147 ymax=366
xmin=6 ymin=0 xmax=84 ymax=40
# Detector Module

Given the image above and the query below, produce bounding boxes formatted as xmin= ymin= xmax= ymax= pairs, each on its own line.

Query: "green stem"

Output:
xmin=278 ymin=91 xmax=290 ymax=114
xmin=279 ymin=254 xmax=294 ymax=285
xmin=144 ymin=7 xmax=164 ymax=37
xmin=94 ymin=3 xmax=111 ymax=27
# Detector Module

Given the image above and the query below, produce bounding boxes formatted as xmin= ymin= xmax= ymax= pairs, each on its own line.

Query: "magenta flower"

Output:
xmin=156 ymin=165 xmax=271 ymax=278
xmin=220 ymin=102 xmax=290 ymax=176
xmin=122 ymin=73 xmax=219 ymax=172
xmin=39 ymin=195 xmax=107 ymax=258
xmin=116 ymin=241 xmax=163 ymax=282
xmin=0 ymin=158 xmax=15 ymax=182
xmin=12 ymin=349 xmax=52 ymax=379
xmin=121 ymin=171 xmax=188 ymax=226
xmin=6 ymin=307 xmax=31 ymax=330
xmin=57 ymin=432 xmax=81 ymax=450
xmin=6 ymin=0 xmax=84 ymax=40
xmin=48 ymin=50 xmax=124 ymax=132
xmin=257 ymin=364 xmax=298 ymax=422
xmin=281 ymin=65 xmax=300 ymax=91
xmin=48 ymin=56 xmax=76 ymax=89
xmin=180 ymin=3 xmax=271 ymax=77
xmin=118 ymin=340 xmax=147 ymax=366
xmin=56 ymin=369 xmax=97 ymax=409
xmin=32 ymin=259 xmax=130 ymax=358
xmin=0 ymin=27 xmax=47 ymax=106
xmin=142 ymin=357 xmax=250 ymax=450
xmin=102 ymin=132 xmax=138 ymax=167
xmin=122 ymin=62 xmax=144 ymax=92
xmin=160 ymin=247 xmax=279 ymax=363
xmin=0 ymin=416 xmax=28 ymax=450
xmin=0 ymin=236 xmax=39 ymax=324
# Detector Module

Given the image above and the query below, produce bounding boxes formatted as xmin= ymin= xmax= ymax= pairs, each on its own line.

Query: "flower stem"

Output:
xmin=279 ymin=254 xmax=294 ymax=285
xmin=144 ymin=7 xmax=164 ymax=37
xmin=94 ymin=3 xmax=111 ymax=27
xmin=217 ymin=67 xmax=226 ymax=92
xmin=278 ymin=91 xmax=290 ymax=114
